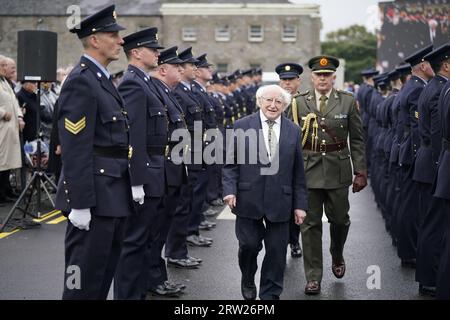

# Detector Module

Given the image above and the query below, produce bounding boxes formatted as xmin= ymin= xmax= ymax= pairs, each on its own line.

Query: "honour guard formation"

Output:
xmin=0 ymin=2 xmax=449 ymax=301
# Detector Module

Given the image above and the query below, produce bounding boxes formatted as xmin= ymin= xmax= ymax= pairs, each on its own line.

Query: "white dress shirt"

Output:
xmin=260 ymin=110 xmax=281 ymax=160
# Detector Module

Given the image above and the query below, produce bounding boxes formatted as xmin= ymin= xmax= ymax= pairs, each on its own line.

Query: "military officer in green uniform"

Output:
xmin=287 ymin=55 xmax=367 ymax=295
xmin=276 ymin=62 xmax=304 ymax=259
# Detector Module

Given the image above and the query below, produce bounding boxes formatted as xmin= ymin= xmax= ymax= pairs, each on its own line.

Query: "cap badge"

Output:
xmin=155 ymin=33 xmax=159 ymax=41
xmin=113 ymin=10 xmax=117 ymax=19
xmin=285 ymin=65 xmax=291 ymax=71
xmin=320 ymin=58 xmax=328 ymax=66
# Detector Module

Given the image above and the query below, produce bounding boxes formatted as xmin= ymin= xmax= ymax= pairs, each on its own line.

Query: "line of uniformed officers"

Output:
xmin=357 ymin=41 xmax=450 ymax=299
xmin=55 ymin=5 xmax=263 ymax=300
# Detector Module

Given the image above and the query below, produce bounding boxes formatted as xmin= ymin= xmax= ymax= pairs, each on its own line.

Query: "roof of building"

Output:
xmin=0 ymin=0 xmax=291 ymax=16
xmin=0 ymin=0 xmax=162 ymax=16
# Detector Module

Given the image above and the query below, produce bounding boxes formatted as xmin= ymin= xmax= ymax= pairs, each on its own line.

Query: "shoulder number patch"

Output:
xmin=65 ymin=117 xmax=86 ymax=135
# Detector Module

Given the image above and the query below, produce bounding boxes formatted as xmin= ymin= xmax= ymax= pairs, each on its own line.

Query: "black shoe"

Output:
xmin=419 ymin=284 xmax=436 ymax=297
xmin=187 ymin=256 xmax=203 ymax=264
xmin=148 ymin=284 xmax=181 ymax=297
xmin=241 ymin=279 xmax=256 ymax=300
xmin=201 ymin=220 xmax=216 ymax=228
xmin=167 ymin=257 xmax=200 ymax=269
xmin=198 ymin=234 xmax=213 ymax=243
xmin=203 ymin=208 xmax=217 ymax=217
xmin=187 ymin=235 xmax=212 ymax=247
xmin=290 ymin=243 xmax=302 ymax=258
xmin=164 ymin=280 xmax=186 ymax=292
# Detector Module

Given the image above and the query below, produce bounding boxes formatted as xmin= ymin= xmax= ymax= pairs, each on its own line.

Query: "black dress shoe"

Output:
xmin=167 ymin=257 xmax=200 ymax=269
xmin=290 ymin=243 xmax=302 ymax=258
xmin=419 ymin=284 xmax=436 ymax=297
xmin=164 ymin=280 xmax=186 ymax=292
xmin=148 ymin=284 xmax=181 ymax=297
xmin=304 ymin=281 xmax=321 ymax=295
xmin=209 ymin=199 xmax=224 ymax=206
xmin=187 ymin=256 xmax=203 ymax=263
xmin=187 ymin=235 xmax=212 ymax=247
xmin=332 ymin=258 xmax=346 ymax=278
xmin=241 ymin=280 xmax=256 ymax=300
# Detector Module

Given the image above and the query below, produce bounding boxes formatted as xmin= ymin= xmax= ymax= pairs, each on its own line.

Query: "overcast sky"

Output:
xmin=289 ymin=0 xmax=381 ymax=40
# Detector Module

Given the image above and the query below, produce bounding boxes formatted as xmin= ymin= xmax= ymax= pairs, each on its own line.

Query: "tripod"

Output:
xmin=0 ymin=83 xmax=58 ymax=232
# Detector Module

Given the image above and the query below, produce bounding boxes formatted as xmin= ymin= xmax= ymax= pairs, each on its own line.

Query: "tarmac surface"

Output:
xmin=0 ymin=183 xmax=429 ymax=300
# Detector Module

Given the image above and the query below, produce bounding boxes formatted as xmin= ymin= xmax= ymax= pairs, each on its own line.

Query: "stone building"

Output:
xmin=0 ymin=0 xmax=321 ymax=77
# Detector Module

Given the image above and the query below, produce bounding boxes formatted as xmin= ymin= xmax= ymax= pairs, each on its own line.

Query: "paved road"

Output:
xmin=0 ymin=184 xmax=428 ymax=300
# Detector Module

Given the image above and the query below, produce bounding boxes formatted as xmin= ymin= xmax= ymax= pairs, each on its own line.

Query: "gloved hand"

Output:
xmin=68 ymin=208 xmax=91 ymax=231
xmin=131 ymin=185 xmax=145 ymax=205
xmin=352 ymin=170 xmax=368 ymax=193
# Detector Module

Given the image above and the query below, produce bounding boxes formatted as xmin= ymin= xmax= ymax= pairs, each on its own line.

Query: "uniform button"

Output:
xmin=340 ymin=125 xmax=344 ymax=128
xmin=146 ymin=163 xmax=149 ymax=166
xmin=322 ymin=140 xmax=326 ymax=143
xmin=65 ymin=190 xmax=68 ymax=194
xmin=97 ymin=72 xmax=102 ymax=78
xmin=67 ymin=199 xmax=70 ymax=203
xmin=100 ymin=169 xmax=105 ymax=173
xmin=158 ymin=112 xmax=161 ymax=115
xmin=63 ymin=180 xmax=67 ymax=185
xmin=322 ymin=118 xmax=325 ymax=121
xmin=113 ymin=116 xmax=117 ymax=121
xmin=322 ymin=153 xmax=326 ymax=156
xmin=322 ymin=129 xmax=325 ymax=132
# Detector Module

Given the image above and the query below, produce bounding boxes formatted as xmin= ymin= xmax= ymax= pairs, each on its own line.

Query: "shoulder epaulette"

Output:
xmin=300 ymin=90 xmax=310 ymax=96
xmin=337 ymin=89 xmax=354 ymax=97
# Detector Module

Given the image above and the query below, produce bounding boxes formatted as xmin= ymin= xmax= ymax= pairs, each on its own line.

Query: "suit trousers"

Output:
xmin=235 ymin=216 xmax=289 ymax=300
xmin=114 ymin=196 xmax=160 ymax=300
xmin=63 ymin=215 xmax=126 ymax=300
xmin=148 ymin=186 xmax=181 ymax=289
xmin=437 ymin=201 xmax=450 ymax=299
xmin=397 ymin=164 xmax=419 ymax=260
xmin=165 ymin=171 xmax=198 ymax=259
xmin=416 ymin=195 xmax=447 ymax=286
xmin=300 ymin=187 xmax=350 ymax=282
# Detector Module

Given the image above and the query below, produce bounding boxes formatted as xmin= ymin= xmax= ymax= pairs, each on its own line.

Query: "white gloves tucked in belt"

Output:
xmin=68 ymin=208 xmax=91 ymax=231
xmin=131 ymin=185 xmax=145 ymax=205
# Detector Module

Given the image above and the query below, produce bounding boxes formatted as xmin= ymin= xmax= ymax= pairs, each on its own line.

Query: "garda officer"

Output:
xmin=396 ymin=45 xmax=434 ymax=268
xmin=153 ymin=47 xmax=204 ymax=270
xmin=289 ymin=55 xmax=367 ymax=294
xmin=56 ymin=5 xmax=134 ymax=299
xmin=113 ymin=27 xmax=167 ymax=300
xmin=414 ymin=43 xmax=450 ymax=297
xmin=435 ymin=78 xmax=450 ymax=300
xmin=276 ymin=62 xmax=304 ymax=259
xmin=146 ymin=46 xmax=194 ymax=292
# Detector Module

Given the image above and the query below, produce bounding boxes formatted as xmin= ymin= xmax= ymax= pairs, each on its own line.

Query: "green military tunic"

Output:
xmin=287 ymin=88 xmax=367 ymax=282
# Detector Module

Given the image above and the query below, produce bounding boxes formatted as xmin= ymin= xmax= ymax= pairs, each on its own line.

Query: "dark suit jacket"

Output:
xmin=118 ymin=65 xmax=167 ymax=197
xmin=55 ymin=56 xmax=133 ymax=217
xmin=222 ymin=112 xmax=308 ymax=223
xmin=413 ymin=75 xmax=447 ymax=184
xmin=433 ymin=81 xmax=450 ymax=200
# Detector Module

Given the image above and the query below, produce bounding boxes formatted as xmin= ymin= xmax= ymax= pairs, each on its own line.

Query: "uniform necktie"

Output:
xmin=319 ymin=95 xmax=328 ymax=114
xmin=266 ymin=119 xmax=278 ymax=158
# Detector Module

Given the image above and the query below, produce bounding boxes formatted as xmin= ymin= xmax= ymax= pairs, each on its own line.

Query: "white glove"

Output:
xmin=68 ymin=208 xmax=91 ymax=231
xmin=131 ymin=185 xmax=145 ymax=205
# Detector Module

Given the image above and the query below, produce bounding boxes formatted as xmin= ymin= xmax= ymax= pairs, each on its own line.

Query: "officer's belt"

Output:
xmin=147 ymin=145 xmax=168 ymax=156
xmin=303 ymin=140 xmax=347 ymax=153
xmin=94 ymin=146 xmax=129 ymax=159
xmin=443 ymin=138 xmax=450 ymax=151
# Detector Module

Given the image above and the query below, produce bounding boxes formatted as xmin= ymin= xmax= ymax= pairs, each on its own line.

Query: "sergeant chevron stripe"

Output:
xmin=65 ymin=117 xmax=86 ymax=134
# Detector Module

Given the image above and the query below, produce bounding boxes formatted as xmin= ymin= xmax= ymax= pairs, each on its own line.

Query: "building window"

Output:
xmin=216 ymin=63 xmax=228 ymax=73
xmin=215 ymin=26 xmax=230 ymax=42
xmin=248 ymin=25 xmax=263 ymax=42
xmin=182 ymin=27 xmax=197 ymax=42
xmin=282 ymin=24 xmax=297 ymax=42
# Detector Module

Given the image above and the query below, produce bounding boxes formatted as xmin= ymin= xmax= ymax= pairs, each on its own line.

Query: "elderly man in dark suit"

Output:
xmin=223 ymin=84 xmax=308 ymax=300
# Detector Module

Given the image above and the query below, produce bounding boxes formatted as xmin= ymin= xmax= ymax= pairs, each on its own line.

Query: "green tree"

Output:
xmin=321 ymin=25 xmax=377 ymax=83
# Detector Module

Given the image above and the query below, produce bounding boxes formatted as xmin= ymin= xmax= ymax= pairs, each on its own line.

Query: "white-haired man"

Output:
xmin=223 ymin=84 xmax=308 ymax=300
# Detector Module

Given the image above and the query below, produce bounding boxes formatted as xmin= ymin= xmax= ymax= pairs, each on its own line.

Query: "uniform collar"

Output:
xmin=83 ymin=53 xmax=110 ymax=79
